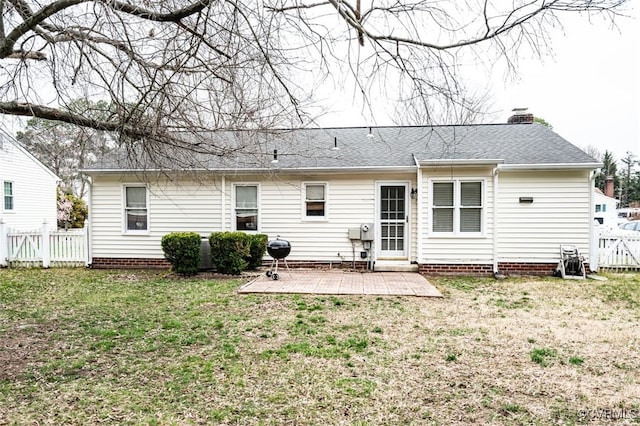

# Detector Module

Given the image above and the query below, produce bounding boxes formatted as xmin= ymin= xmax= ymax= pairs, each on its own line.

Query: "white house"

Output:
xmin=593 ymin=188 xmax=618 ymax=229
xmin=83 ymin=115 xmax=601 ymax=275
xmin=0 ymin=132 xmax=59 ymax=231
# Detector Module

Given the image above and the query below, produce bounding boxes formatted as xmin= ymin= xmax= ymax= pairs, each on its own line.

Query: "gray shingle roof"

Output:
xmin=85 ymin=123 xmax=600 ymax=172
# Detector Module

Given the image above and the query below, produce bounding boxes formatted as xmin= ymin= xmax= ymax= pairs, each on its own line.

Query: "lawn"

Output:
xmin=0 ymin=269 xmax=638 ymax=425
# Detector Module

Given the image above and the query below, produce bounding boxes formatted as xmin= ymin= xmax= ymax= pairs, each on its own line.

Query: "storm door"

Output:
xmin=378 ymin=184 xmax=409 ymax=258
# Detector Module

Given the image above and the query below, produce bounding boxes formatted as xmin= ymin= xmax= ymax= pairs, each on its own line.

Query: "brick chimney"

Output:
xmin=507 ymin=108 xmax=534 ymax=124
xmin=604 ymin=175 xmax=615 ymax=198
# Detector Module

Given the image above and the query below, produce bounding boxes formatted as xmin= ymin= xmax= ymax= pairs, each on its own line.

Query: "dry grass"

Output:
xmin=0 ymin=269 xmax=638 ymax=425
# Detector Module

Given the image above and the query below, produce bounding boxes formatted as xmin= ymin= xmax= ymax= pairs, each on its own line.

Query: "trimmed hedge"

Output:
xmin=208 ymin=232 xmax=268 ymax=274
xmin=161 ymin=232 xmax=202 ymax=276
xmin=247 ymin=234 xmax=268 ymax=270
xmin=209 ymin=232 xmax=251 ymax=275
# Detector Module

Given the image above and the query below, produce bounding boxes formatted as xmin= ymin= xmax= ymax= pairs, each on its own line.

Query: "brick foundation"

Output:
xmin=91 ymin=257 xmax=171 ymax=269
xmin=90 ymin=258 xmax=366 ymax=271
xmin=91 ymin=257 xmax=560 ymax=276
xmin=419 ymin=262 xmax=558 ymax=276
xmin=419 ymin=263 xmax=494 ymax=276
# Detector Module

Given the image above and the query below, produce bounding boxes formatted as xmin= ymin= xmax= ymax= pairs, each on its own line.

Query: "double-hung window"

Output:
xmin=304 ymin=183 xmax=326 ymax=219
xmin=3 ymin=181 xmax=14 ymax=211
xmin=124 ymin=186 xmax=148 ymax=232
xmin=235 ymin=185 xmax=258 ymax=231
xmin=432 ymin=181 xmax=483 ymax=234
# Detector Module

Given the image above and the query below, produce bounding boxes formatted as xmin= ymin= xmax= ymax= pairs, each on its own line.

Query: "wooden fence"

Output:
xmin=0 ymin=220 xmax=89 ymax=268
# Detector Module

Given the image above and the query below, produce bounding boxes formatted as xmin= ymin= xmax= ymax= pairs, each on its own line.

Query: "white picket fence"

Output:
xmin=595 ymin=229 xmax=640 ymax=271
xmin=0 ymin=220 xmax=89 ymax=268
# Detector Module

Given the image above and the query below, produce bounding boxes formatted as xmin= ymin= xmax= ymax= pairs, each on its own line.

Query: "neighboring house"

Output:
xmin=83 ymin=114 xmax=601 ymax=275
xmin=593 ymin=188 xmax=618 ymax=228
xmin=0 ymin=132 xmax=59 ymax=231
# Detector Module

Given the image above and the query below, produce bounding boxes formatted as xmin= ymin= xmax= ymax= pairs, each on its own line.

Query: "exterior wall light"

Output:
xmin=519 ymin=196 xmax=534 ymax=203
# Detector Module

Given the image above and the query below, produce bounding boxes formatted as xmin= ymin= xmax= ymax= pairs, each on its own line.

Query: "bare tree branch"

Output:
xmin=0 ymin=0 xmax=630 ymax=166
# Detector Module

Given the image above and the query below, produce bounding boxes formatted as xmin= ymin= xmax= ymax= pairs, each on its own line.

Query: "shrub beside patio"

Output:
xmin=0 ymin=269 xmax=638 ymax=424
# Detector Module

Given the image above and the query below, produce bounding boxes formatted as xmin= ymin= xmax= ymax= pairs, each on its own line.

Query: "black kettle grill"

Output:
xmin=266 ymin=237 xmax=291 ymax=280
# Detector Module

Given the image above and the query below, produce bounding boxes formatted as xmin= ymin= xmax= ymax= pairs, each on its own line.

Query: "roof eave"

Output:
xmin=81 ymin=165 xmax=418 ymax=175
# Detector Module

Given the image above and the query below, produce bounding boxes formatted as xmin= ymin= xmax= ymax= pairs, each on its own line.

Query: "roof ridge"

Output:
xmin=195 ymin=123 xmax=533 ymax=133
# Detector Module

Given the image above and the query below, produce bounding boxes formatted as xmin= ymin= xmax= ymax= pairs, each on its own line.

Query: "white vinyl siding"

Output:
xmin=0 ymin=139 xmax=58 ymax=230
xmin=90 ymin=175 xmax=223 ymax=258
xmin=91 ymin=173 xmax=415 ymax=261
xmin=419 ymin=168 xmax=494 ymax=264
xmin=222 ymin=173 xmax=416 ymax=262
xmin=496 ymin=170 xmax=591 ymax=263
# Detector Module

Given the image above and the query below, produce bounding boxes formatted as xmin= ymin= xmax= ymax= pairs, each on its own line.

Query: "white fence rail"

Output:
xmin=0 ymin=220 xmax=89 ymax=268
xmin=596 ymin=230 xmax=640 ymax=271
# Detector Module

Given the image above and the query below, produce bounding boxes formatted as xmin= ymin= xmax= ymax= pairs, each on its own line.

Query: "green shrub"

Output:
xmin=209 ymin=232 xmax=251 ymax=275
xmin=247 ymin=234 xmax=268 ymax=270
xmin=161 ymin=232 xmax=202 ymax=276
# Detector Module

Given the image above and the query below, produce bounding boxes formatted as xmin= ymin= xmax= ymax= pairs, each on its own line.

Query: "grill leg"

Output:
xmin=266 ymin=259 xmax=275 ymax=277
xmin=282 ymin=258 xmax=292 ymax=278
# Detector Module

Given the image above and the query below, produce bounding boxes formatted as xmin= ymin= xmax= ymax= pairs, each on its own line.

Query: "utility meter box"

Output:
xmin=348 ymin=228 xmax=361 ymax=240
xmin=360 ymin=223 xmax=374 ymax=241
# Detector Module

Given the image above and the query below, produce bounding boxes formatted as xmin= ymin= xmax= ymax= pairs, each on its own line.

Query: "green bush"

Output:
xmin=247 ymin=234 xmax=268 ymax=270
xmin=209 ymin=232 xmax=251 ymax=275
xmin=161 ymin=232 xmax=202 ymax=276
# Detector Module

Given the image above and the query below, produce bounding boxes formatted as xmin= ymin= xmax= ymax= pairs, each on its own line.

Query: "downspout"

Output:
xmin=221 ymin=175 xmax=226 ymax=231
xmin=492 ymin=165 xmax=501 ymax=275
xmin=413 ymin=154 xmax=422 ymax=267
xmin=85 ymin=175 xmax=93 ymax=267
xmin=588 ymin=170 xmax=598 ymax=272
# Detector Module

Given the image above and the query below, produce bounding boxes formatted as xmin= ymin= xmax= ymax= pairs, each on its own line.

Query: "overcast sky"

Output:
xmin=318 ymin=6 xmax=639 ymax=162
xmin=490 ymin=8 xmax=639 ymax=161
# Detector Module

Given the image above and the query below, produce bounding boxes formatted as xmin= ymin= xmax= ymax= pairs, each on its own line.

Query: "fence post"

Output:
xmin=84 ymin=220 xmax=91 ymax=267
xmin=42 ymin=220 xmax=50 ymax=268
xmin=0 ymin=219 xmax=7 ymax=267
xmin=590 ymin=220 xmax=600 ymax=273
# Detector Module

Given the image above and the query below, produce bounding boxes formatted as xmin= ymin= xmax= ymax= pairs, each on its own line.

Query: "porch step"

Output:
xmin=374 ymin=262 xmax=419 ymax=272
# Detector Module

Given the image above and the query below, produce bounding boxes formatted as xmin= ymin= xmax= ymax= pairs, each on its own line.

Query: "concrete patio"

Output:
xmin=238 ymin=270 xmax=442 ymax=297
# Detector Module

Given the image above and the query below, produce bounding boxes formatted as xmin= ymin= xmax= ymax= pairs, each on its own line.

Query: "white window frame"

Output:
xmin=302 ymin=182 xmax=329 ymax=221
xmin=3 ymin=181 xmax=14 ymax=212
xmin=233 ymin=183 xmax=260 ymax=232
xmin=122 ymin=184 xmax=150 ymax=234
xmin=429 ymin=179 xmax=485 ymax=237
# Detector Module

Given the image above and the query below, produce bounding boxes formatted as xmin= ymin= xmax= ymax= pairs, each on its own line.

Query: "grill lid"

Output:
xmin=267 ymin=237 xmax=291 ymax=259
xmin=267 ymin=239 xmax=291 ymax=249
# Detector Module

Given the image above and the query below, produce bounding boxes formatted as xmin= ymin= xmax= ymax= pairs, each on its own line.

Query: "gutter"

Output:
xmin=412 ymin=154 xmax=423 ymax=265
xmin=589 ymin=170 xmax=598 ymax=273
xmin=81 ymin=165 xmax=419 ymax=175
xmin=498 ymin=162 xmax=603 ymax=171
xmin=419 ymin=159 xmax=504 ymax=167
